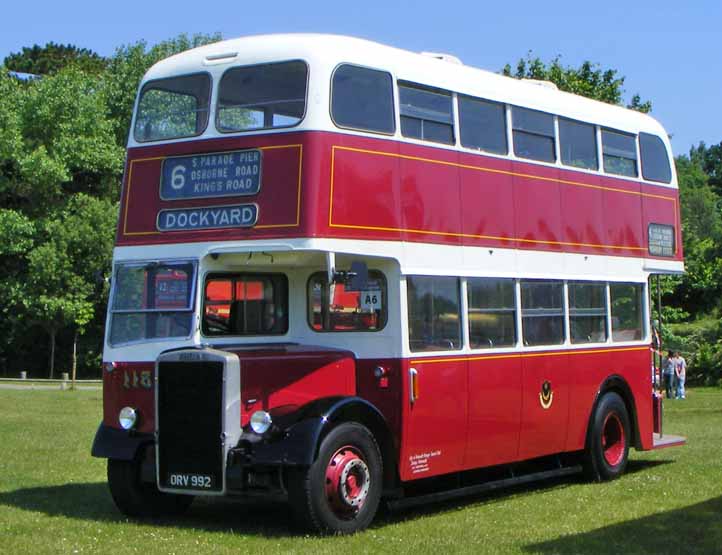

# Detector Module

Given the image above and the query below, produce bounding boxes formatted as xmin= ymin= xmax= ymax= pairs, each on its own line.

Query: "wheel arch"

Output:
xmin=315 ymin=397 xmax=398 ymax=492
xmin=587 ymin=375 xmax=641 ymax=450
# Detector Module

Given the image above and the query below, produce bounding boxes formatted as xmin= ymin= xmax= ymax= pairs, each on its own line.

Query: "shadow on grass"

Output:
xmin=524 ymin=495 xmax=722 ymax=554
xmin=0 ymin=482 xmax=296 ymax=537
xmin=372 ymin=459 xmax=674 ymax=530
xmin=0 ymin=459 xmax=675 ymax=537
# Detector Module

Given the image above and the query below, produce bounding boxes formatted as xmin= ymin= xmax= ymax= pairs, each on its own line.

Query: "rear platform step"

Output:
xmin=652 ymin=433 xmax=686 ymax=449
xmin=388 ymin=465 xmax=581 ymax=511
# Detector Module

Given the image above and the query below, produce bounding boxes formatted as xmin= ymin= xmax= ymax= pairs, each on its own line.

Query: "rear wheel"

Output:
xmin=288 ymin=422 xmax=382 ymax=534
xmin=584 ymin=392 xmax=630 ymax=481
xmin=107 ymin=450 xmax=194 ymax=518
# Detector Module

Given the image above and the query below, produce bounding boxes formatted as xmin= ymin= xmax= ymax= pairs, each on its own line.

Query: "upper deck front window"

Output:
xmin=133 ymin=74 xmax=211 ymax=143
xmin=216 ymin=60 xmax=308 ymax=132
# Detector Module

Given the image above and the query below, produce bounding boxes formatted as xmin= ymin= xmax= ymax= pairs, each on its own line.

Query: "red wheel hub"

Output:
xmin=601 ymin=412 xmax=625 ymax=467
xmin=324 ymin=445 xmax=370 ymax=519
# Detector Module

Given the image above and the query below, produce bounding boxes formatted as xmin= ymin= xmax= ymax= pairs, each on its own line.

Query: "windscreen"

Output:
xmin=109 ymin=261 xmax=196 ymax=345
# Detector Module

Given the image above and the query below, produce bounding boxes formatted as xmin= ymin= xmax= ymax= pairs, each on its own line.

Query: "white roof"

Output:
xmin=142 ymin=33 xmax=669 ymax=139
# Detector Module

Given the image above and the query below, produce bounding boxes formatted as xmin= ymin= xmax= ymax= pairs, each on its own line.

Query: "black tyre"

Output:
xmin=107 ymin=453 xmax=194 ymax=518
xmin=288 ymin=422 xmax=382 ymax=534
xmin=584 ymin=392 xmax=631 ymax=481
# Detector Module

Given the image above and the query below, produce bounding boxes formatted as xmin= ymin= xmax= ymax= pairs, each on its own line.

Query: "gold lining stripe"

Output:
xmin=409 ymin=345 xmax=648 ymax=365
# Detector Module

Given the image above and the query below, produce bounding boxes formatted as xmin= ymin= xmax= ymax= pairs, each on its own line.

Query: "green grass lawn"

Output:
xmin=0 ymin=388 xmax=720 ymax=554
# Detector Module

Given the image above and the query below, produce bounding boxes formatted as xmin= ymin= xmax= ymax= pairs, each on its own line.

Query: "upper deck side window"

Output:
xmin=216 ymin=60 xmax=308 ymax=133
xmin=399 ymin=82 xmax=454 ymax=145
xmin=559 ymin=117 xmax=598 ymax=170
xmin=602 ymin=128 xmax=638 ymax=177
xmin=458 ymin=95 xmax=507 ymax=155
xmin=331 ymin=64 xmax=395 ymax=134
xmin=512 ymin=107 xmax=556 ymax=163
xmin=133 ymin=73 xmax=211 ymax=143
xmin=640 ymin=133 xmax=672 ymax=184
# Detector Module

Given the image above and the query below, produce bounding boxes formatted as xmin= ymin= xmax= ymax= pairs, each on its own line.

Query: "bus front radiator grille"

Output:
xmin=156 ymin=360 xmax=225 ymax=493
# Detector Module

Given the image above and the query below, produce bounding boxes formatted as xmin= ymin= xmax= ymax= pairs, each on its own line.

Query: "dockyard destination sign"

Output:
xmin=157 ymin=204 xmax=258 ymax=232
xmin=160 ymin=149 xmax=262 ymax=201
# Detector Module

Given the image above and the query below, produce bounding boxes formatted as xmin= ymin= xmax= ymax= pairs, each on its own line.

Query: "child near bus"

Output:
xmin=674 ymin=351 xmax=687 ymax=399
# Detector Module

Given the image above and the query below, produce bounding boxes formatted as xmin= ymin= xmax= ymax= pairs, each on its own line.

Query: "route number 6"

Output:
xmin=170 ymin=165 xmax=186 ymax=190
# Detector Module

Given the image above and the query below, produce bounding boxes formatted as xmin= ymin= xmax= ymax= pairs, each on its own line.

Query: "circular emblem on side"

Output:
xmin=539 ymin=380 xmax=553 ymax=409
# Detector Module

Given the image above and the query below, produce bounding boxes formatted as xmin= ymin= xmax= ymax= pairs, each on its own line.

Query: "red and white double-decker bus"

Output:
xmin=92 ymin=34 xmax=685 ymax=533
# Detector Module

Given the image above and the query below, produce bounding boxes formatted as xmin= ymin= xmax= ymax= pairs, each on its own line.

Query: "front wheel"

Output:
xmin=288 ymin=422 xmax=382 ymax=534
xmin=584 ymin=392 xmax=631 ymax=481
xmin=107 ymin=452 xmax=194 ymax=518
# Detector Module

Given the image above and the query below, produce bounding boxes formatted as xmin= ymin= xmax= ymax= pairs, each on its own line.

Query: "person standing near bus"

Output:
xmin=662 ymin=351 xmax=675 ymax=399
xmin=674 ymin=351 xmax=687 ymax=399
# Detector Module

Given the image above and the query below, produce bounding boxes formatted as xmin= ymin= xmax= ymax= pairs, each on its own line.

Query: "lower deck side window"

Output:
xmin=407 ymin=276 xmax=461 ymax=351
xmin=521 ymin=280 xmax=564 ymax=346
xmin=569 ymin=281 xmax=608 ymax=343
xmin=610 ymin=283 xmax=644 ymax=341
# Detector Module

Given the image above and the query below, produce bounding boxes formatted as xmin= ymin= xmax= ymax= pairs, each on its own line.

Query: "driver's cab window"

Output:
xmin=203 ymin=273 xmax=287 ymax=336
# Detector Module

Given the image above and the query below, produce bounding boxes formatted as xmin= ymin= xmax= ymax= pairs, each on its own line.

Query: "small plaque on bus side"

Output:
xmin=648 ymin=223 xmax=675 ymax=257
xmin=160 ymin=149 xmax=262 ymax=201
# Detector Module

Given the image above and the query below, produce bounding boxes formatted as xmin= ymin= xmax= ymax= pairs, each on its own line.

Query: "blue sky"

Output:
xmin=1 ymin=0 xmax=719 ymax=156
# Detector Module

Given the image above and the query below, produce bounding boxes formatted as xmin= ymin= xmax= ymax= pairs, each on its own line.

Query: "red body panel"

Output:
xmin=103 ymin=362 xmax=155 ymax=434
xmin=400 ymin=358 xmax=468 ymax=480
xmin=518 ymin=353 xmax=570 ymax=459
xmin=465 ymin=355 xmax=522 ymax=468
xmin=233 ymin=345 xmax=356 ymax=427
xmin=117 ymin=131 xmax=682 ymax=263
xmin=397 ymin=345 xmax=651 ymax=482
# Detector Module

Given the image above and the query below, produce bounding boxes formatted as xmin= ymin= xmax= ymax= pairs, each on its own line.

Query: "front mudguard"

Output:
xmin=235 ymin=396 xmax=393 ymax=467
xmin=90 ymin=423 xmax=153 ymax=461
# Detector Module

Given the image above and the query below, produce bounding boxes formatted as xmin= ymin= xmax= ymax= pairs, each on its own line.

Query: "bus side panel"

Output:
xmin=324 ymin=134 xmax=402 ymax=240
xmin=464 ymin=355 xmax=522 ymax=468
xmin=355 ymin=358 xmax=403 ymax=451
xmin=397 ymin=143 xmax=462 ymax=246
xmin=459 ymin=155 xmax=516 ymax=249
xmin=600 ymin=177 xmax=643 ymax=255
xmin=565 ymin=349 xmax=614 ymax=451
xmin=518 ymin=352 xmax=570 ymax=460
xmin=565 ymin=347 xmax=653 ymax=451
xmin=617 ymin=347 xmax=654 ymax=450
xmin=399 ymin=358 xmax=468 ymax=481
xmin=642 ymin=189 xmax=684 ymax=261
xmin=559 ymin=170 xmax=605 ymax=252
xmin=512 ymin=162 xmax=563 ymax=251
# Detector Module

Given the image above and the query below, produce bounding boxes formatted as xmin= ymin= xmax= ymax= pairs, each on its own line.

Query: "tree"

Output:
xmin=690 ymin=142 xmax=722 ymax=196
xmin=21 ymin=195 xmax=116 ymax=377
xmin=666 ymin=155 xmax=722 ymax=315
xmin=502 ymin=54 xmax=652 ymax=113
xmin=4 ymin=42 xmax=107 ymax=75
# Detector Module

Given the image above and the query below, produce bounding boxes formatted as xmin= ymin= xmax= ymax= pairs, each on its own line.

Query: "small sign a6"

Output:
xmin=360 ymin=291 xmax=382 ymax=310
